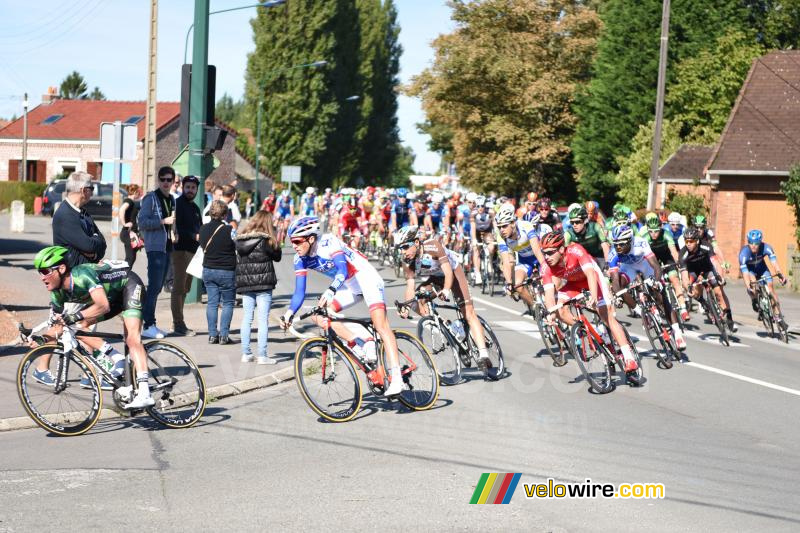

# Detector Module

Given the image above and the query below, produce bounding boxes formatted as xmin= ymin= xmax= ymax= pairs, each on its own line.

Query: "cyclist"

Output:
xmin=300 ymin=187 xmax=316 ymax=217
xmin=608 ymin=225 xmax=687 ymax=350
xmin=692 ymin=214 xmax=729 ymax=276
xmin=470 ymin=195 xmax=496 ymax=285
xmin=276 ymin=190 xmax=295 ymax=243
xmin=643 ymin=212 xmax=688 ymax=321
xmin=495 ymin=203 xmax=550 ymax=308
xmin=739 ymin=229 xmax=788 ymax=328
xmin=442 ymin=192 xmax=461 ymax=247
xmin=520 ymin=192 xmax=539 ymax=223
xmin=666 ymin=212 xmax=685 ymax=249
xmin=585 ymin=200 xmax=606 ymax=229
xmin=410 ymin=193 xmax=428 ymax=230
xmin=679 ymin=227 xmax=737 ymax=332
xmin=390 ymin=189 xmax=412 ymax=233
xmin=425 ymin=192 xmax=446 ymax=238
xmin=394 ymin=225 xmax=491 ymax=371
xmin=539 ymin=232 xmax=639 ymax=373
xmin=564 ymin=205 xmax=610 ymax=269
xmin=280 ymin=216 xmax=405 ymax=396
xmin=536 ymin=197 xmax=561 ymax=230
xmin=31 ymin=246 xmax=155 ymax=409
xmin=338 ymin=197 xmax=363 ymax=250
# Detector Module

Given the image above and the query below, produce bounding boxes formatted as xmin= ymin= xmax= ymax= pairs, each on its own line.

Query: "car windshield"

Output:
xmin=94 ymin=184 xmax=114 ymax=197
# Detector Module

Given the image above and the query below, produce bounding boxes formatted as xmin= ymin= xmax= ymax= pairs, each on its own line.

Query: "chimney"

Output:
xmin=41 ymin=86 xmax=61 ymax=104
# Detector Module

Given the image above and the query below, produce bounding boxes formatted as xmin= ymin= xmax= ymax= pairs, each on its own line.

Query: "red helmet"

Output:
xmin=585 ymin=201 xmax=597 ymax=214
xmin=537 ymin=197 xmax=551 ymax=209
xmin=540 ymin=231 xmax=564 ymax=250
xmin=526 ymin=192 xmax=538 ymax=203
xmin=366 ymin=186 xmax=376 ymax=195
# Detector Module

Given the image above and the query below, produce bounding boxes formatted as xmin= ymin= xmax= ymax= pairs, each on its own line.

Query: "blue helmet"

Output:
xmin=610 ymin=224 xmax=634 ymax=244
xmin=747 ymin=229 xmax=763 ymax=245
xmin=287 ymin=216 xmax=320 ymax=238
xmin=396 ymin=187 xmax=408 ymax=197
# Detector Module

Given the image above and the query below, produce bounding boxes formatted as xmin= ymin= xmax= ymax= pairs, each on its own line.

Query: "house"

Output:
xmin=0 ymin=96 xmax=237 ymax=186
xmin=656 ymin=145 xmax=714 ymax=206
xmin=659 ymin=50 xmax=800 ymax=274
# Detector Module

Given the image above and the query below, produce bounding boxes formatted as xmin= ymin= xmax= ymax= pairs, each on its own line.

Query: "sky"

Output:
xmin=0 ymin=0 xmax=455 ymax=174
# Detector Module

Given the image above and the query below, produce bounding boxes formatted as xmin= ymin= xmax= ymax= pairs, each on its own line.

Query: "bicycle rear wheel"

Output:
xmin=471 ymin=316 xmax=505 ymax=380
xmin=569 ymin=323 xmax=613 ymax=394
xmin=759 ymin=294 xmax=775 ymax=338
xmin=642 ymin=310 xmax=673 ymax=370
xmin=707 ymin=292 xmax=729 ymax=346
xmin=537 ymin=307 xmax=568 ymax=367
xmin=17 ymin=346 xmax=102 ymax=436
xmin=384 ymin=330 xmax=439 ymax=410
xmin=295 ymin=338 xmax=362 ymax=422
xmin=417 ymin=317 xmax=462 ymax=385
xmin=143 ymin=341 xmax=206 ymax=428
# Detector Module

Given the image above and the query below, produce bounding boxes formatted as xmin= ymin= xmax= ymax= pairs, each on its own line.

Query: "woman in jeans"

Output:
xmin=119 ymin=184 xmax=144 ymax=267
xmin=235 ymin=210 xmax=282 ymax=364
xmin=199 ymin=200 xmax=237 ymax=344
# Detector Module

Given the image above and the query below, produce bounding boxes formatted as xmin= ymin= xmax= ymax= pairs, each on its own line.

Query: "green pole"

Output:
xmin=186 ymin=0 xmax=211 ymax=304
xmin=255 ymin=90 xmax=262 ymax=207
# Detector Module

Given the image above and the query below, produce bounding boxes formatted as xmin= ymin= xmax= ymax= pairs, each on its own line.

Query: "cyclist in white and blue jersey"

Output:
xmin=740 ymin=229 xmax=788 ymax=327
xmin=299 ymin=187 xmax=316 ymax=217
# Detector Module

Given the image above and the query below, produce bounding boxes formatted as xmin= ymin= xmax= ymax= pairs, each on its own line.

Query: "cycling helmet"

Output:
xmin=281 ymin=190 xmax=290 ymax=197
xmin=397 ymin=187 xmax=408 ymax=197
xmin=465 ymin=192 xmax=477 ymax=203
xmin=567 ymin=202 xmax=582 ymax=215
xmin=610 ymin=224 xmax=634 ymax=244
xmin=305 ymin=186 xmax=315 ymax=194
xmin=325 ymin=187 xmax=332 ymax=193
xmin=366 ymin=186 xmax=376 ymax=195
xmin=693 ymin=214 xmax=707 ymax=228
xmin=668 ymin=211 xmax=682 ymax=224
xmin=645 ymin=212 xmax=661 ymax=230
xmin=495 ymin=203 xmax=517 ymax=226
xmin=684 ymin=227 xmax=702 ymax=241
xmin=34 ymin=246 xmax=69 ymax=270
xmin=288 ymin=216 xmax=321 ymax=238
xmin=537 ymin=197 xmax=551 ymax=209
xmin=394 ymin=225 xmax=419 ymax=246
xmin=568 ymin=206 xmax=588 ymax=221
xmin=475 ymin=195 xmax=486 ymax=207
xmin=498 ymin=195 xmax=508 ymax=205
xmin=540 ymin=231 xmax=565 ymax=251
xmin=747 ymin=229 xmax=763 ymax=245
xmin=431 ymin=192 xmax=443 ymax=203
xmin=585 ymin=200 xmax=598 ymax=214
xmin=526 ymin=192 xmax=538 ymax=203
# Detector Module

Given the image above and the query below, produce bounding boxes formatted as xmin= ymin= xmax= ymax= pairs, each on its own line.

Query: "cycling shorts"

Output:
xmin=474 ymin=230 xmax=495 ymax=246
xmin=515 ymin=255 xmax=539 ymax=277
xmin=744 ymin=263 xmax=772 ymax=282
xmin=276 ymin=209 xmax=291 ymax=220
xmin=688 ymin=269 xmax=720 ymax=288
xmin=106 ymin=271 xmax=145 ymax=320
xmin=331 ymin=268 xmax=386 ymax=313
xmin=618 ymin=261 xmax=655 ymax=285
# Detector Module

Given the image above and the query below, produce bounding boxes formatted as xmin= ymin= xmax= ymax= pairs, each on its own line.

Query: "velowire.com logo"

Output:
xmin=469 ymin=473 xmax=522 ymax=504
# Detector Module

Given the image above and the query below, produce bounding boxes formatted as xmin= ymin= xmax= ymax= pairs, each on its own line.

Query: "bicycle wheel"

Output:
xmin=471 ymin=316 xmax=505 ymax=380
xmin=707 ymin=292 xmax=729 ymax=346
xmin=759 ymin=294 xmax=775 ymax=338
xmin=295 ymin=338 xmax=362 ymax=422
xmin=143 ymin=341 xmax=206 ymax=428
xmin=17 ymin=345 xmax=102 ymax=436
xmin=642 ymin=310 xmax=673 ymax=370
xmin=417 ymin=317 xmax=462 ymax=385
xmin=569 ymin=323 xmax=613 ymax=394
xmin=480 ymin=254 xmax=488 ymax=295
xmin=383 ymin=330 xmax=439 ymax=410
xmin=537 ymin=308 xmax=568 ymax=367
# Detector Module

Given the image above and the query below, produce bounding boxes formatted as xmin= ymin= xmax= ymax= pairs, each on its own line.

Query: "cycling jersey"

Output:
xmin=414 ymin=206 xmax=428 ymax=225
xmin=643 ymin=229 xmax=677 ymax=266
xmin=277 ymin=196 xmax=294 ymax=218
xmin=339 ymin=212 xmax=361 ymax=235
xmin=458 ymin=204 xmax=472 ymax=235
xmin=564 ymin=222 xmax=607 ymax=259
xmin=607 ymin=236 xmax=656 ymax=282
xmin=472 ymin=210 xmax=493 ymax=233
xmin=540 ymin=243 xmax=610 ymax=306
xmin=538 ymin=210 xmax=561 ymax=230
xmin=289 ymin=234 xmax=385 ymax=314
xmin=699 ymin=228 xmax=717 ymax=249
xmin=739 ymin=242 xmax=777 ymax=280
xmin=428 ymin=204 xmax=445 ymax=231
xmin=392 ymin=200 xmax=411 ymax=228
xmin=680 ymin=244 xmax=716 ymax=275
xmin=496 ymin=220 xmax=551 ymax=275
xmin=300 ymin=193 xmax=316 ymax=216
xmin=50 ymin=263 xmax=144 ymax=320
xmin=412 ymin=238 xmax=472 ymax=304
xmin=360 ymin=197 xmax=375 ymax=215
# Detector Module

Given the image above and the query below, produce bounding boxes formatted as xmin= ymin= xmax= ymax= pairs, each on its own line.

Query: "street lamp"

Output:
xmin=254 ymin=60 xmax=328 ymax=206
xmin=183 ymin=0 xmax=286 ymax=64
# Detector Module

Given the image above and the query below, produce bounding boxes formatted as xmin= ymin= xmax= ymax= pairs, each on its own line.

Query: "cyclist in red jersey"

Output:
xmin=339 ymin=198 xmax=363 ymax=249
xmin=539 ymin=232 xmax=638 ymax=372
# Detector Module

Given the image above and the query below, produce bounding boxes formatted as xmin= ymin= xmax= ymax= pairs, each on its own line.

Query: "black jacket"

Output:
xmin=199 ymin=220 xmax=236 ymax=270
xmin=175 ymin=195 xmax=202 ymax=253
xmin=235 ymin=231 xmax=282 ymax=293
xmin=52 ymin=200 xmax=107 ymax=268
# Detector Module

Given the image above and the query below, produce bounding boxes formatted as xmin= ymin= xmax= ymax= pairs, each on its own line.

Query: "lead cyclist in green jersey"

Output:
xmin=32 ymin=246 xmax=155 ymax=409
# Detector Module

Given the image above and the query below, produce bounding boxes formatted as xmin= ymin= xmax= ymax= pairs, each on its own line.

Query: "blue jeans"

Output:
xmin=203 ymin=268 xmax=236 ymax=337
xmin=241 ymin=290 xmax=273 ymax=357
xmin=143 ymin=250 xmax=169 ymax=328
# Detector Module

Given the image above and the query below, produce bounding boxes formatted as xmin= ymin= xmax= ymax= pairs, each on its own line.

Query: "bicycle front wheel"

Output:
xmin=707 ymin=293 xmax=729 ymax=346
xmin=384 ymin=330 xmax=439 ymax=410
xmin=17 ymin=345 xmax=102 ymax=436
xmin=295 ymin=338 xmax=362 ymax=422
xmin=642 ymin=311 xmax=673 ymax=370
xmin=144 ymin=341 xmax=206 ymax=428
xmin=537 ymin=307 xmax=568 ymax=367
xmin=569 ymin=323 xmax=613 ymax=394
xmin=471 ymin=316 xmax=505 ymax=380
xmin=417 ymin=317 xmax=462 ymax=385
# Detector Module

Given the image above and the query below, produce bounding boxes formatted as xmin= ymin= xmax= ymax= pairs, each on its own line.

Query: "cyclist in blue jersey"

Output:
xmin=300 ymin=187 xmax=316 ymax=217
xmin=390 ymin=190 xmax=412 ymax=232
xmin=740 ymin=229 xmax=788 ymax=327
xmin=424 ymin=192 xmax=445 ymax=237
xmin=276 ymin=190 xmax=295 ymax=243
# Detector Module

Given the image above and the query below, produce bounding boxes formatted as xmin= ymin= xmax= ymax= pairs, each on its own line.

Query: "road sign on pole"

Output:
xmin=281 ymin=165 xmax=301 ymax=183
xmin=100 ymin=121 xmax=137 ymax=262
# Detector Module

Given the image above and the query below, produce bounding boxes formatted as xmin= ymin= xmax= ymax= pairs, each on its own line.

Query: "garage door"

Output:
xmin=744 ymin=193 xmax=797 ymax=273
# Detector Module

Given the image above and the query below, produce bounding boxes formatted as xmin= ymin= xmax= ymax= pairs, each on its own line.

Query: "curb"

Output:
xmin=0 ymin=363 xmax=298 ymax=434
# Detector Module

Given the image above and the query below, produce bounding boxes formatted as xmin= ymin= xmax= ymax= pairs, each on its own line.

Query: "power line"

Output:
xmin=0 ymin=0 xmax=99 ymax=48
xmin=0 ymin=0 xmax=94 ymax=40
xmin=16 ymin=0 xmax=107 ymax=57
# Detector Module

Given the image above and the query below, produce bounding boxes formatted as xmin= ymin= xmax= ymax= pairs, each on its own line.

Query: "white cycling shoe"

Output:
xmin=124 ymin=393 xmax=155 ymax=410
xmin=384 ymin=377 xmax=404 ymax=397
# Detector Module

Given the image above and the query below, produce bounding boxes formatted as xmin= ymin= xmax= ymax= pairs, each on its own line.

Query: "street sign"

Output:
xmin=281 ymin=165 xmax=301 ymax=183
xmin=99 ymin=122 xmax=137 ymax=161
xmin=171 ymin=145 xmax=220 ymax=176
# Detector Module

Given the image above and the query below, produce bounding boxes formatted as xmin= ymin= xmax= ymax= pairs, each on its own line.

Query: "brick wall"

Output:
xmin=661 ymin=182 xmax=713 ymax=209
xmin=714 ymin=187 xmax=746 ymax=278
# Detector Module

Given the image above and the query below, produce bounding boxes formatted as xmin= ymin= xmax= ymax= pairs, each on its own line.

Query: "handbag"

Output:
xmin=186 ymin=223 xmax=224 ymax=279
xmin=129 ymin=231 xmax=144 ymax=250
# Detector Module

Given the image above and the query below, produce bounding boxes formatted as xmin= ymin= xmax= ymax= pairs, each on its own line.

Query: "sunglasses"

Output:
xmin=159 ymin=176 xmax=174 ymax=183
xmin=497 ymin=224 xmax=512 ymax=230
xmin=570 ymin=219 xmax=585 ymax=225
xmin=542 ymin=248 xmax=560 ymax=257
xmin=38 ymin=267 xmax=57 ymax=276
xmin=685 ymin=239 xmax=698 ymax=244
xmin=398 ymin=242 xmax=415 ymax=250
xmin=290 ymin=238 xmax=308 ymax=245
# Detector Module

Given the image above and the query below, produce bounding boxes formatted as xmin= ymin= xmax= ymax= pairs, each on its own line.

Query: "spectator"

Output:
xmin=119 ymin=184 xmax=144 ymax=268
xmin=244 ymin=196 xmax=253 ymax=219
xmin=137 ymin=166 xmax=177 ymax=339
xmin=202 ymin=185 xmax=224 ymax=223
xmin=235 ymin=210 xmax=282 ymax=364
xmin=222 ymin=184 xmax=242 ymax=231
xmin=52 ymin=171 xmax=107 ymax=268
xmin=200 ymin=200 xmax=237 ymax=344
xmin=171 ymin=175 xmax=202 ymax=336
xmin=170 ymin=174 xmax=182 ymax=200
xmin=203 ymin=178 xmax=216 ymax=206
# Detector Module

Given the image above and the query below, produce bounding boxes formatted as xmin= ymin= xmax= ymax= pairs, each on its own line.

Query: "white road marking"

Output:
xmin=734 ymin=330 xmax=800 ymax=351
xmin=495 ymin=320 xmax=541 ymax=339
xmin=685 ymin=362 xmax=800 ymax=397
xmin=676 ymin=328 xmax=749 ymax=348
xmin=472 ymin=296 xmax=534 ymax=321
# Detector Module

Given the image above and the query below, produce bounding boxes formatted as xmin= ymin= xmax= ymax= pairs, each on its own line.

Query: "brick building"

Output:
xmin=657 ymin=144 xmax=714 ymax=206
xmin=0 ymin=98 xmax=237 ymax=186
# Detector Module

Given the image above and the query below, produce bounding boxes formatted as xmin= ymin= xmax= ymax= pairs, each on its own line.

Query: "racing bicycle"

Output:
xmin=688 ymin=273 xmax=729 ymax=346
xmin=511 ymin=273 xmax=569 ymax=367
xmin=751 ymin=277 xmax=789 ymax=343
xmin=615 ymin=277 xmax=679 ymax=368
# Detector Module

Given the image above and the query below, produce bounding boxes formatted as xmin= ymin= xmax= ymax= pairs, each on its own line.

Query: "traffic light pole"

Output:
xmin=186 ymin=0 xmax=212 ymax=304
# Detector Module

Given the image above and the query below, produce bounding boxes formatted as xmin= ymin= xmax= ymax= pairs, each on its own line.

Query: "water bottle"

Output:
xmin=595 ymin=323 xmax=611 ymax=346
xmin=451 ymin=319 xmax=466 ymax=342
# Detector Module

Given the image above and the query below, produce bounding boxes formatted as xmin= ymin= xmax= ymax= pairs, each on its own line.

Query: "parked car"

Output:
xmin=42 ymin=179 xmax=128 ymax=220
xmin=41 ymin=178 xmax=67 ymax=216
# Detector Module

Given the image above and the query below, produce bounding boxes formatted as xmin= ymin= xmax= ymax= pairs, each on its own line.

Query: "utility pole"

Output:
xmin=22 ymin=93 xmax=28 ymax=182
xmin=143 ymin=0 xmax=159 ymax=190
xmin=647 ymin=0 xmax=671 ymax=210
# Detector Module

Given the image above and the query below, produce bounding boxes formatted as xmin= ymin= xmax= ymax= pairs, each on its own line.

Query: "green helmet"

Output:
xmin=568 ymin=206 xmax=588 ymax=221
xmin=645 ymin=212 xmax=661 ymax=230
xmin=693 ymin=214 xmax=707 ymax=227
xmin=34 ymin=246 xmax=69 ymax=270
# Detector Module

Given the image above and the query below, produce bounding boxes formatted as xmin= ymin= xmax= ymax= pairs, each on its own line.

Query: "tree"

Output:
xmin=406 ymin=0 xmax=600 ymax=199
xmin=88 ymin=87 xmax=105 ymax=100
xmin=386 ymin=143 xmax=414 ymax=188
xmin=215 ymin=93 xmax=245 ymax=127
xmin=665 ymin=187 xmax=707 ymax=222
xmin=780 ymin=164 xmax=800 ymax=248
xmin=667 ymin=30 xmax=764 ymax=144
xmin=745 ymin=0 xmax=800 ymax=50
xmin=60 ymin=71 xmax=88 ymax=99
xmin=415 ymin=119 xmax=453 ymax=168
xmin=614 ymin=118 xmax=682 ymax=208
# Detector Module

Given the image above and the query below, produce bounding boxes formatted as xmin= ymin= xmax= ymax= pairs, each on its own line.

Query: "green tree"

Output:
xmin=415 ymin=118 xmax=453 ymax=170
xmin=614 ymin=118 xmax=682 ymax=208
xmin=407 ymin=0 xmax=600 ymax=200
xmin=88 ymin=87 xmax=105 ymax=100
xmin=745 ymin=0 xmax=800 ymax=49
xmin=665 ymin=187 xmax=707 ymax=222
xmin=60 ymin=71 xmax=88 ymax=99
xmin=668 ymin=30 xmax=764 ymax=144
xmin=386 ymin=143 xmax=414 ymax=188
xmin=780 ymin=164 xmax=800 ymax=247
xmin=215 ymin=93 xmax=246 ymax=127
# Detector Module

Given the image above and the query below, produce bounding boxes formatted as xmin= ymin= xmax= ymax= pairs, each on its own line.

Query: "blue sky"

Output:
xmin=0 ymin=0 xmax=454 ymax=173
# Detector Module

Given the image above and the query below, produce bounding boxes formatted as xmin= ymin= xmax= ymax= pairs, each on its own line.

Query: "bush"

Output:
xmin=664 ymin=187 xmax=707 ymax=223
xmin=780 ymin=164 xmax=800 ymax=248
xmin=0 ymin=182 xmax=47 ymax=213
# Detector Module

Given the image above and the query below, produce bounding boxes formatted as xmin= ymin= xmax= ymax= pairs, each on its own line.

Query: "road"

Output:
xmin=1 ymin=215 xmax=799 ymax=531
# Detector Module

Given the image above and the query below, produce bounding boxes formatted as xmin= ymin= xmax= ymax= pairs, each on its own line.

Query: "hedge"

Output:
xmin=0 ymin=182 xmax=47 ymax=213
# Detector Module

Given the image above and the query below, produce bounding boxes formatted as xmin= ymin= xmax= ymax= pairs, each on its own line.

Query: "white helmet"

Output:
xmin=407 ymin=192 xmax=417 ymax=201
xmin=431 ymin=192 xmax=443 ymax=203
xmin=466 ymin=192 xmax=478 ymax=203
xmin=394 ymin=225 xmax=419 ymax=246
xmin=475 ymin=195 xmax=486 ymax=207
xmin=333 ymin=198 xmax=344 ymax=212
xmin=306 ymin=186 xmax=315 ymax=194
xmin=495 ymin=203 xmax=516 ymax=226
xmin=668 ymin=212 xmax=682 ymax=224
xmin=287 ymin=216 xmax=321 ymax=238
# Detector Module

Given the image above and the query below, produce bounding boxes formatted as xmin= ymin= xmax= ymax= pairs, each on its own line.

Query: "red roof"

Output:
xmin=0 ymin=100 xmax=180 ymax=141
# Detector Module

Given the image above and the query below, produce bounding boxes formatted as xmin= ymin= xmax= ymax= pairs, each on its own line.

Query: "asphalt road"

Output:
xmin=1 ymin=217 xmax=799 ymax=531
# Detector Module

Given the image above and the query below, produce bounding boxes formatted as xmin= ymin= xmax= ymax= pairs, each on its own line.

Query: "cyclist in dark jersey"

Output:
xmin=564 ymin=206 xmax=609 ymax=268
xmin=32 ymin=246 xmax=155 ymax=409
xmin=470 ymin=195 xmax=496 ymax=285
xmin=642 ymin=212 xmax=687 ymax=320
